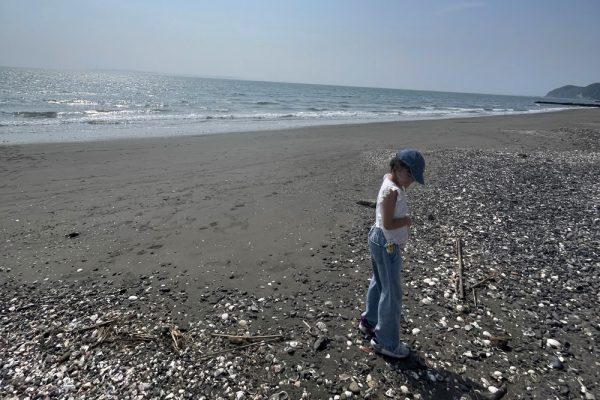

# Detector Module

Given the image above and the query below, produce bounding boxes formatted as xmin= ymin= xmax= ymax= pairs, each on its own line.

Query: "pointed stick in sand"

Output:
xmin=456 ymin=238 xmax=465 ymax=300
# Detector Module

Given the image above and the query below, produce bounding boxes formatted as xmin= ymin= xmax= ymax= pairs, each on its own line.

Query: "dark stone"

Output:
xmin=313 ymin=336 xmax=329 ymax=351
xmin=550 ymin=358 xmax=564 ymax=370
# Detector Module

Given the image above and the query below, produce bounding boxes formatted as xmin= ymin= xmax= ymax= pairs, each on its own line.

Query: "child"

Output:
xmin=359 ymin=149 xmax=425 ymax=359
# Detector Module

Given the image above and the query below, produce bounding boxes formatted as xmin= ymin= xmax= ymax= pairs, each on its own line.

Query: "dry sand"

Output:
xmin=1 ymin=109 xmax=599 ymax=399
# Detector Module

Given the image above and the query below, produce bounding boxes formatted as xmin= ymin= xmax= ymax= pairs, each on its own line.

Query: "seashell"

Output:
xmin=546 ymin=338 xmax=561 ymax=348
xmin=316 ymin=321 xmax=327 ymax=332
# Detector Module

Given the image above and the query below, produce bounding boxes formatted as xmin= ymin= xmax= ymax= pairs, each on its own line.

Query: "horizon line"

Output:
xmin=0 ymin=63 xmax=545 ymax=98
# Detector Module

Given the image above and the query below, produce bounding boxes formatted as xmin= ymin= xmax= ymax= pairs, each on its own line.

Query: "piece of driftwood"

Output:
xmin=84 ymin=322 xmax=158 ymax=349
xmin=171 ymin=326 xmax=185 ymax=352
xmin=356 ymin=200 xmax=376 ymax=209
xmin=210 ymin=333 xmax=283 ymax=344
xmin=57 ymin=351 xmax=71 ymax=364
xmin=199 ymin=338 xmax=281 ymax=361
xmin=302 ymin=320 xmax=318 ymax=337
xmin=456 ymin=238 xmax=465 ymax=300
xmin=470 ymin=276 xmax=495 ymax=290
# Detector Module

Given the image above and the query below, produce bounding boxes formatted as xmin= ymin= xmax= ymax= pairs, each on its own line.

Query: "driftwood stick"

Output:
xmin=210 ymin=333 xmax=283 ymax=340
xmin=472 ymin=288 xmax=478 ymax=308
xmin=199 ymin=338 xmax=280 ymax=361
xmin=470 ymin=276 xmax=496 ymax=290
xmin=356 ymin=200 xmax=376 ymax=209
xmin=171 ymin=329 xmax=182 ymax=352
xmin=303 ymin=320 xmax=318 ymax=336
xmin=57 ymin=351 xmax=71 ymax=364
xmin=456 ymin=238 xmax=465 ymax=300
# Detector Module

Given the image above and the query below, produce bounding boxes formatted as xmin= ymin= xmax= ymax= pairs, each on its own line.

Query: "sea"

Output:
xmin=0 ymin=66 xmax=575 ymax=144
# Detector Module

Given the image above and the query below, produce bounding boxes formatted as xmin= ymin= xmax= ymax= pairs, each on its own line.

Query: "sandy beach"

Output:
xmin=1 ymin=109 xmax=599 ymax=399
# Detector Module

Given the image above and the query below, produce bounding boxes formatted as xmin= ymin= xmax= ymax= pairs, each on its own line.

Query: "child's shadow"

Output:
xmin=383 ymin=352 xmax=507 ymax=400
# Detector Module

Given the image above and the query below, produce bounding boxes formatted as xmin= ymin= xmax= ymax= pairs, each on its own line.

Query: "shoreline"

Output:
xmin=1 ymin=109 xmax=599 ymax=399
xmin=0 ymin=107 xmax=592 ymax=147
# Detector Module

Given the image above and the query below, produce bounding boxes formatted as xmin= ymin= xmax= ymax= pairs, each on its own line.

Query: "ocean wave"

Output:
xmin=255 ymin=101 xmax=278 ymax=106
xmin=86 ymin=120 xmax=123 ymax=125
xmin=47 ymin=99 xmax=98 ymax=106
xmin=1 ymin=105 xmax=583 ymax=129
xmin=85 ymin=109 xmax=115 ymax=114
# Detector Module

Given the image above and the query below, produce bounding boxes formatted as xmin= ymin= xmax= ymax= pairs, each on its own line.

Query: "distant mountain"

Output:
xmin=546 ymin=83 xmax=600 ymax=100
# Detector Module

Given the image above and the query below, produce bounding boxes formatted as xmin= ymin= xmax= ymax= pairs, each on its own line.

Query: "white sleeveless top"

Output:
xmin=375 ymin=174 xmax=409 ymax=245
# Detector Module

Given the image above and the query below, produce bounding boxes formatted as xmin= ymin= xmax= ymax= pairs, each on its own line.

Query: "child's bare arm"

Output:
xmin=381 ymin=191 xmax=411 ymax=230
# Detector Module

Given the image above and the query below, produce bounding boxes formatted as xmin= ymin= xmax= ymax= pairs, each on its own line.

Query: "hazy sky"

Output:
xmin=1 ymin=0 xmax=599 ymax=96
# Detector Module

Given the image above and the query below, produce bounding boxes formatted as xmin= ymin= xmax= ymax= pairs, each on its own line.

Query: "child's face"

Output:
xmin=394 ymin=165 xmax=415 ymax=188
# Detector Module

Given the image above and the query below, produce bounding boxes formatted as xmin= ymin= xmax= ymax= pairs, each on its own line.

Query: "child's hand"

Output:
xmin=385 ymin=242 xmax=395 ymax=254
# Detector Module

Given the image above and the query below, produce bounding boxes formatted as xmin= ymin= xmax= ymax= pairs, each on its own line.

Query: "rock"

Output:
xmin=485 ymin=384 xmax=507 ymax=400
xmin=550 ymin=358 xmax=564 ymax=370
xmin=138 ymin=382 xmax=152 ymax=391
xmin=490 ymin=336 xmax=510 ymax=350
xmin=546 ymin=338 xmax=561 ymax=349
xmin=349 ymin=381 xmax=360 ymax=394
xmin=313 ymin=336 xmax=329 ymax=351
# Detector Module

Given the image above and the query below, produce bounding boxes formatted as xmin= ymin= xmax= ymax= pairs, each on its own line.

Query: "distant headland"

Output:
xmin=534 ymin=83 xmax=600 ymax=108
xmin=545 ymin=83 xmax=600 ymax=100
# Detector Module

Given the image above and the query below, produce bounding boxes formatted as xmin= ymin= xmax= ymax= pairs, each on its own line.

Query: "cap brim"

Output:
xmin=414 ymin=172 xmax=424 ymax=185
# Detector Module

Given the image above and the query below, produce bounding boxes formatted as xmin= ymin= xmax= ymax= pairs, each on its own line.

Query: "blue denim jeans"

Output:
xmin=361 ymin=226 xmax=403 ymax=351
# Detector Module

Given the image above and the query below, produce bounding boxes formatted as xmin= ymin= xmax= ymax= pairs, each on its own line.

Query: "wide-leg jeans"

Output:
xmin=361 ymin=226 xmax=403 ymax=351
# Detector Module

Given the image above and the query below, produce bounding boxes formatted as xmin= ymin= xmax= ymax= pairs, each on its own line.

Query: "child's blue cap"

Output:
xmin=395 ymin=149 xmax=425 ymax=185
